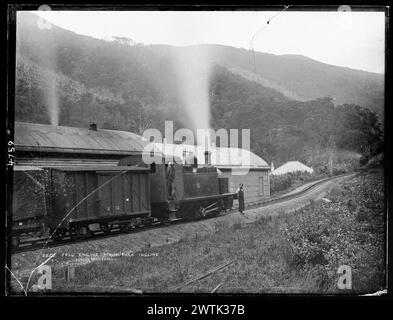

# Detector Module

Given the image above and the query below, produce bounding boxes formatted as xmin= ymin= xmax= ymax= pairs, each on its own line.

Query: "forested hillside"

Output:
xmin=14 ymin=12 xmax=384 ymax=168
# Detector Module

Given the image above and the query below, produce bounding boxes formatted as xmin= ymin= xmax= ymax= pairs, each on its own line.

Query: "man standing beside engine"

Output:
xmin=167 ymin=162 xmax=176 ymax=200
xmin=237 ymin=184 xmax=245 ymax=215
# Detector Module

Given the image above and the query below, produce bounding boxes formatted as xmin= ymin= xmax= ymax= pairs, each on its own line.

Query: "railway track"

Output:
xmin=242 ymin=172 xmax=354 ymax=210
xmin=12 ymin=172 xmax=354 ymax=254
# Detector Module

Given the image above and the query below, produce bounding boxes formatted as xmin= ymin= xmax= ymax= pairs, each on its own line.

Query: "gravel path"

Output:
xmin=10 ymin=173 xmax=355 ymax=279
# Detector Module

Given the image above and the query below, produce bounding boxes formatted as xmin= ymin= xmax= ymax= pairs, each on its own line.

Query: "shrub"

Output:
xmin=270 ymin=171 xmax=323 ymax=195
xmin=270 ymin=174 xmax=292 ymax=194
xmin=281 ymin=171 xmax=385 ymax=292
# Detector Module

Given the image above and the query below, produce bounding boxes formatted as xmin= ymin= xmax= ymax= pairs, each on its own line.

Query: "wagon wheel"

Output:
xmin=11 ymin=236 xmax=20 ymax=248
xmin=127 ymin=219 xmax=139 ymax=230
xmin=75 ymin=226 xmax=92 ymax=239
xmin=50 ymin=228 xmax=63 ymax=241
xmin=119 ymin=223 xmax=129 ymax=230
xmin=100 ymin=223 xmax=110 ymax=234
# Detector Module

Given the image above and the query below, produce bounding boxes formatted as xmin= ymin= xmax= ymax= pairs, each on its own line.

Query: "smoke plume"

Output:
xmin=170 ymin=46 xmax=212 ymax=144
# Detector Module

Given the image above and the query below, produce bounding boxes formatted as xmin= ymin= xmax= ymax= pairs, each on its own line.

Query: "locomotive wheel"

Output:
xmin=199 ymin=207 xmax=207 ymax=218
xmin=158 ymin=217 xmax=171 ymax=226
xmin=211 ymin=210 xmax=221 ymax=217
xmin=194 ymin=208 xmax=203 ymax=219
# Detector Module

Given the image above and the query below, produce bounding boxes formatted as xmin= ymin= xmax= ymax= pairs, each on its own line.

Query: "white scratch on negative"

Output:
xmin=249 ymin=5 xmax=290 ymax=81
xmin=25 ymin=252 xmax=57 ymax=294
xmin=6 ymin=266 xmax=26 ymax=295
xmin=7 ymin=252 xmax=56 ymax=296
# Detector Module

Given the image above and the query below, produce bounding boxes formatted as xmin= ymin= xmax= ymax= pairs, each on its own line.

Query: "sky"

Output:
xmin=33 ymin=9 xmax=385 ymax=74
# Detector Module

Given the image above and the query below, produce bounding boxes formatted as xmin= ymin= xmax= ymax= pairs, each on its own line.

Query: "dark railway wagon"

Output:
xmin=46 ymin=166 xmax=151 ymax=237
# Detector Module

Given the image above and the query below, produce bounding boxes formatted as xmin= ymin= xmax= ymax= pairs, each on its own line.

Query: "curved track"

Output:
xmin=12 ymin=173 xmax=354 ymax=254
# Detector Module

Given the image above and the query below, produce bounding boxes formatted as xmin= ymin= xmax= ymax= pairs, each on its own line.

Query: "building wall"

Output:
xmin=220 ymin=169 xmax=270 ymax=205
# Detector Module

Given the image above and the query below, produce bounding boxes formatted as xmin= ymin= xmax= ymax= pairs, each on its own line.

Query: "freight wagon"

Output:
xmin=46 ymin=166 xmax=151 ymax=238
xmin=12 ymin=165 xmax=151 ymax=245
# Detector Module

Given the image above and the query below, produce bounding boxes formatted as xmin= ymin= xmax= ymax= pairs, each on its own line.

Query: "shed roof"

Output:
xmin=50 ymin=166 xmax=149 ymax=172
xmin=150 ymin=143 xmax=270 ymax=169
xmin=271 ymin=161 xmax=314 ymax=175
xmin=14 ymin=122 xmax=148 ymax=155
xmin=14 ymin=165 xmax=43 ymax=171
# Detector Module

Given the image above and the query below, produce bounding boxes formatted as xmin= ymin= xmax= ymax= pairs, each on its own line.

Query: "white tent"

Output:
xmin=271 ymin=161 xmax=313 ymax=175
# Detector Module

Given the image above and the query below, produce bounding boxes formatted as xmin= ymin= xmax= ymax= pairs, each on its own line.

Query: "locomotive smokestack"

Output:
xmin=204 ymin=150 xmax=211 ymax=166
xmin=89 ymin=123 xmax=97 ymax=131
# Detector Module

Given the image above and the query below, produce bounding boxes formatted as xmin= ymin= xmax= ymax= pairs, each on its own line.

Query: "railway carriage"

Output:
xmin=46 ymin=166 xmax=151 ymax=238
xmin=11 ymin=165 xmax=151 ymax=245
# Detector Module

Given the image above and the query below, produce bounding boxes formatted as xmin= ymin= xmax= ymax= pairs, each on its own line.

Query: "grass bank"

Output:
xmin=14 ymin=169 xmax=385 ymax=294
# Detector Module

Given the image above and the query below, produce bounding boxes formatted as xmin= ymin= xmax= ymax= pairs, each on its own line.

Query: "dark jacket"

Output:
xmin=167 ymin=165 xmax=175 ymax=182
xmin=238 ymin=187 xmax=245 ymax=212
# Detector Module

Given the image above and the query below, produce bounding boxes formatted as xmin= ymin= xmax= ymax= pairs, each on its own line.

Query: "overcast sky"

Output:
xmin=33 ymin=9 xmax=385 ymax=73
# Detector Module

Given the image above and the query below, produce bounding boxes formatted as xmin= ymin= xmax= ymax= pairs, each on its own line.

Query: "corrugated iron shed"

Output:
xmin=15 ymin=122 xmax=148 ymax=155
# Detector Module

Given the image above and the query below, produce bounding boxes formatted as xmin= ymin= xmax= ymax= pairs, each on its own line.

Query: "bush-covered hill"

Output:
xmin=14 ymin=12 xmax=384 ymax=167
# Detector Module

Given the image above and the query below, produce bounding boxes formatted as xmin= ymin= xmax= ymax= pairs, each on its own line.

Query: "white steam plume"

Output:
xmin=170 ymin=46 xmax=212 ymax=145
xmin=17 ymin=12 xmax=60 ymax=126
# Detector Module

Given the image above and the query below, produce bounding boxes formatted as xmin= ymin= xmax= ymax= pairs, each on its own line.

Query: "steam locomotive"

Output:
xmin=11 ymin=153 xmax=236 ymax=247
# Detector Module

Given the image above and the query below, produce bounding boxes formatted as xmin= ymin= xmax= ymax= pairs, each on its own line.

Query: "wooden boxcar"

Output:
xmin=46 ymin=166 xmax=151 ymax=236
xmin=12 ymin=166 xmax=49 ymax=236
